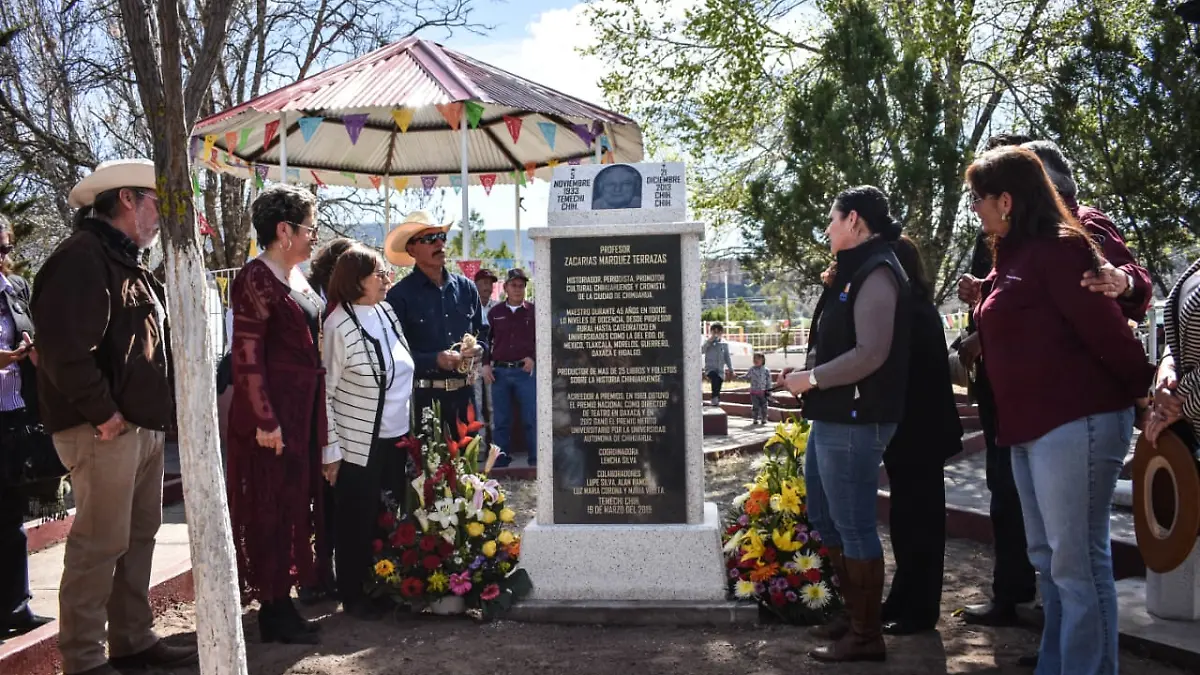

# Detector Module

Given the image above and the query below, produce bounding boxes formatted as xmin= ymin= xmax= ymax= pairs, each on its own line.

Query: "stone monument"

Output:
xmin=519 ymin=162 xmax=726 ymax=602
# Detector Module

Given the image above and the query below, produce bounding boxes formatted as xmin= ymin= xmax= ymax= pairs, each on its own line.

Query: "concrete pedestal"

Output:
xmin=1147 ymin=541 xmax=1200 ymax=620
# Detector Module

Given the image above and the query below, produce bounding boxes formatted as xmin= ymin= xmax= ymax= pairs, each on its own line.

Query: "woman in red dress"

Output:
xmin=227 ymin=185 xmax=338 ymax=644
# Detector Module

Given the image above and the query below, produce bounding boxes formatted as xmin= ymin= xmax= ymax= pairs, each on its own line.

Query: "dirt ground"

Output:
xmin=148 ymin=453 xmax=1186 ymax=675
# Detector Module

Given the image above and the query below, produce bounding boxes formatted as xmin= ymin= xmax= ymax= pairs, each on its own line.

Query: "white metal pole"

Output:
xmin=278 ymin=112 xmax=288 ymax=184
xmin=384 ymin=174 xmax=392 ymax=232
xmin=724 ymin=269 xmax=730 ymax=324
xmin=514 ymin=182 xmax=522 ymax=266
xmin=461 ymin=116 xmax=471 ymax=259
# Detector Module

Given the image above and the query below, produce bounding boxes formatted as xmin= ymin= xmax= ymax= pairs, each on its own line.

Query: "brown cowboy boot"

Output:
xmin=810 ymin=557 xmax=886 ymax=662
xmin=808 ymin=546 xmax=850 ymax=640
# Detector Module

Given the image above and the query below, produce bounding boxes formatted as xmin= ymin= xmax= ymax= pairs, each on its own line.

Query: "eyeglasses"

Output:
xmin=969 ymin=192 xmax=987 ymax=205
xmin=372 ymin=269 xmax=393 ymax=281
xmin=285 ymin=221 xmax=320 ymax=239
xmin=411 ymin=231 xmax=447 ymax=245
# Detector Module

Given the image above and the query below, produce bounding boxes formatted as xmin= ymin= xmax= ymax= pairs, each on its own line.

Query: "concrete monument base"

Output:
xmin=520 ymin=502 xmax=727 ymax=601
xmin=1146 ymin=541 xmax=1200 ymax=620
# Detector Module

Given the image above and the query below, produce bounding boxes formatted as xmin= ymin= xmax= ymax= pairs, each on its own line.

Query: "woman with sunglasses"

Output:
xmin=226 ymin=184 xmax=337 ymax=644
xmin=322 ymin=245 xmax=412 ymax=620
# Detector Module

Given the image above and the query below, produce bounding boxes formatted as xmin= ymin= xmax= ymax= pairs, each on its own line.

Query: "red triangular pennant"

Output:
xmin=456 ymin=260 xmax=482 ymax=280
xmin=197 ymin=213 xmax=215 ymax=236
xmin=480 ymin=173 xmax=497 ymax=195
xmin=264 ymin=119 xmax=280 ymax=148
xmin=503 ymin=115 xmax=522 ymax=144
xmin=437 ymin=102 xmax=464 ymax=130
xmin=369 ymin=175 xmax=382 ymax=190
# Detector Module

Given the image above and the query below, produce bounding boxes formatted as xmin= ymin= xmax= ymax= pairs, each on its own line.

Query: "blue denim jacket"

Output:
xmin=386 ymin=267 xmax=487 ymax=378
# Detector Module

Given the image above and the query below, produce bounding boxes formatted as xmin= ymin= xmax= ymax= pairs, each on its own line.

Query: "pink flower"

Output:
xmin=449 ymin=571 xmax=473 ymax=596
xmin=480 ymin=583 xmax=501 ymax=601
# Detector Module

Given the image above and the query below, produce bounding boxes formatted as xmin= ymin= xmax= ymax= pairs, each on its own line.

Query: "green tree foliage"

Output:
xmin=702 ymin=297 xmax=759 ymax=322
xmin=1041 ymin=1 xmax=1200 ymax=292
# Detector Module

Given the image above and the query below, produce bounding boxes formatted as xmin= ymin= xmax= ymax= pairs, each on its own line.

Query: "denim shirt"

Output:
xmin=386 ymin=267 xmax=487 ymax=378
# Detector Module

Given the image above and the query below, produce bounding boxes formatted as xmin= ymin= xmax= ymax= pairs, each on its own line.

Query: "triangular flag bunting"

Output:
xmin=537 ymin=122 xmax=557 ymax=149
xmin=286 ymin=168 xmax=301 ymax=182
xmin=298 ymin=116 xmax=323 ymax=143
xmin=342 ymin=114 xmax=369 ymax=145
xmin=571 ymin=123 xmax=594 ymax=146
xmin=568 ymin=158 xmax=581 ymax=166
xmin=189 ymin=136 xmax=201 ymax=161
xmin=264 ymin=120 xmax=280 ymax=148
xmin=225 ymin=131 xmax=239 ymax=154
xmin=369 ymin=175 xmax=382 ymax=190
xmin=436 ymin=102 xmax=464 ymax=130
xmin=464 ymin=101 xmax=485 ymax=129
xmin=391 ymin=108 xmax=414 ymax=133
xmin=190 ymin=173 xmax=201 ymax=197
xmin=340 ymin=171 xmax=358 ymax=184
xmin=420 ymin=175 xmax=438 ymax=194
xmin=480 ymin=173 xmax=497 ymax=195
xmin=202 ymin=134 xmax=216 ymax=158
xmin=603 ymin=150 xmax=615 ymax=164
xmin=524 ymin=162 xmax=537 ymax=181
xmin=514 ymin=170 xmax=526 ymax=187
xmin=310 ymin=170 xmax=326 ymax=187
xmin=253 ymin=165 xmax=266 ymax=189
xmin=393 ymin=177 xmax=409 ymax=191
xmin=456 ymin=260 xmax=482 ymax=280
xmin=503 ymin=115 xmax=523 ymax=143
xmin=591 ymin=121 xmax=604 ymax=137
xmin=197 ymin=212 xmax=215 ymax=236
xmin=599 ymin=134 xmax=611 ymax=152
xmin=449 ymin=175 xmax=463 ymax=195
xmin=547 ymin=159 xmax=560 ymax=168
xmin=239 ymin=127 xmax=252 ymax=150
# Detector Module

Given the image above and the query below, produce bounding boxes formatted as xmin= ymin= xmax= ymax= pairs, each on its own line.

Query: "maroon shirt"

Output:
xmin=1067 ymin=199 xmax=1153 ymax=322
xmin=976 ymin=234 xmax=1154 ymax=446
xmin=487 ymin=301 xmax=535 ymax=364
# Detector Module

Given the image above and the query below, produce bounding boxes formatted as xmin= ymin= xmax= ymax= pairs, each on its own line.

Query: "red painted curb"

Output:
xmin=0 ymin=561 xmax=195 ymax=675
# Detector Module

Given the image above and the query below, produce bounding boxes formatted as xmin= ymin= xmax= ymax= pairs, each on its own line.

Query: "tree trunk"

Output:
xmin=115 ymin=0 xmax=245 ymax=671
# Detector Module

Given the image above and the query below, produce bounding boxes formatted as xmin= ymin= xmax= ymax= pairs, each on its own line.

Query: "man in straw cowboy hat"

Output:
xmin=384 ymin=211 xmax=487 ymax=432
xmin=31 ymin=159 xmax=195 ymax=675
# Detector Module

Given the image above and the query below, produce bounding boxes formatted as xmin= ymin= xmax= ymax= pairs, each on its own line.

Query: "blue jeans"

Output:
xmin=804 ymin=421 xmax=897 ymax=559
xmin=1011 ymin=409 xmax=1132 ymax=675
xmin=492 ymin=366 xmax=537 ymax=463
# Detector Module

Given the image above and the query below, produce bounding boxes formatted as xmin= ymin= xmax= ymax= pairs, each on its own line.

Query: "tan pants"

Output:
xmin=53 ymin=424 xmax=165 ymax=674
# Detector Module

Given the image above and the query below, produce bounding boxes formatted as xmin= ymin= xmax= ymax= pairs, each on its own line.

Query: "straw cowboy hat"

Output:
xmin=383 ymin=210 xmax=453 ymax=266
xmin=68 ymin=158 xmax=157 ymax=209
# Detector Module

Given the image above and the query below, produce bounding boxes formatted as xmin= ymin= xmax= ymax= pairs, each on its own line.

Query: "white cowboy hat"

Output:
xmin=68 ymin=158 xmax=157 ymax=209
xmin=383 ymin=210 xmax=453 ymax=267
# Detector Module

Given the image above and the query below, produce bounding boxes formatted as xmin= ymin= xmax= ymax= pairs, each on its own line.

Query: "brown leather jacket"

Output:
xmin=31 ymin=218 xmax=175 ymax=433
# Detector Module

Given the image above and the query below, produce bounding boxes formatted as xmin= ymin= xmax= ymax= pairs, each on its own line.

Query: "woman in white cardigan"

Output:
xmin=322 ymin=244 xmax=414 ymax=620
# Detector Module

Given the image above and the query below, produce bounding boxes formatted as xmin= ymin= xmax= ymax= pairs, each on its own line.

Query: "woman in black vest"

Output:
xmin=781 ymin=186 xmax=911 ymax=663
xmin=880 ymin=236 xmax=962 ymax=635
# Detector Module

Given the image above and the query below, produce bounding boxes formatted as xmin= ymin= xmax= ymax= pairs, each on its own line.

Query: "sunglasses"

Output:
xmin=411 ymin=231 xmax=447 ymax=245
xmin=0 ymin=244 xmax=12 ymax=256
xmin=285 ymin=221 xmax=320 ymax=239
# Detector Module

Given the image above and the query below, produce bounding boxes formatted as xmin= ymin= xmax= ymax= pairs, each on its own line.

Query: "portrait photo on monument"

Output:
xmin=591 ymin=164 xmax=642 ymax=210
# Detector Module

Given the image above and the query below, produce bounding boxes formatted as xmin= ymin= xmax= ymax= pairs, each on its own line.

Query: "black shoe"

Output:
xmin=1017 ymin=654 xmax=1038 ymax=668
xmin=882 ymin=619 xmax=935 ymax=635
xmin=109 ymin=641 xmax=199 ymax=669
xmin=258 ymin=601 xmax=319 ymax=645
xmin=961 ymin=601 xmax=1021 ymax=627
xmin=280 ymin=598 xmax=321 ymax=633
xmin=493 ymin=453 xmax=512 ymax=468
xmin=1 ymin=613 xmax=52 ymax=637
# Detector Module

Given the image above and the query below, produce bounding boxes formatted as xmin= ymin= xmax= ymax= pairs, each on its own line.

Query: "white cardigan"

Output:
xmin=323 ymin=302 xmax=411 ymax=467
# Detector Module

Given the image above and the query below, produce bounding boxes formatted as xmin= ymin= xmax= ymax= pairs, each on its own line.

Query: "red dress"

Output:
xmin=227 ymin=259 xmax=331 ymax=602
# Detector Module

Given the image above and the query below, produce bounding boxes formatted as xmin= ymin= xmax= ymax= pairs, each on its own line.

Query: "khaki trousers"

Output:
xmin=53 ymin=424 xmax=165 ymax=674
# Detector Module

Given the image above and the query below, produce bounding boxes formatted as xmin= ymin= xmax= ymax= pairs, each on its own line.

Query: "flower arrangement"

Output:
xmin=370 ymin=403 xmax=532 ymax=617
xmin=721 ymin=416 xmax=844 ymax=624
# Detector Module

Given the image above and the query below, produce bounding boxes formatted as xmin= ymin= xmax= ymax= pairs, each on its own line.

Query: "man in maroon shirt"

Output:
xmin=483 ymin=269 xmax=536 ymax=467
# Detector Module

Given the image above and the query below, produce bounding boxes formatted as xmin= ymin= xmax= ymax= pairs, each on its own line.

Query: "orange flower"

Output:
xmin=745 ymin=489 xmax=770 ymax=516
xmin=749 ymin=562 xmax=780 ymax=583
xmin=447 ymin=438 xmax=459 ymax=458
xmin=506 ymin=541 xmax=521 ymax=558
xmin=457 ymin=404 xmax=485 ymax=440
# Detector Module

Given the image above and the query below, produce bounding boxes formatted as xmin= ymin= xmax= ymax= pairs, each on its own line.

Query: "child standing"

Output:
xmin=746 ymin=353 xmax=771 ymax=425
xmin=702 ymin=323 xmax=734 ymax=406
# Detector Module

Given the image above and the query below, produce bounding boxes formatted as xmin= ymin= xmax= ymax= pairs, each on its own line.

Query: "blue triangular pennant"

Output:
xmin=537 ymin=122 xmax=557 ymax=150
xmin=298 ymin=116 xmax=324 ymax=143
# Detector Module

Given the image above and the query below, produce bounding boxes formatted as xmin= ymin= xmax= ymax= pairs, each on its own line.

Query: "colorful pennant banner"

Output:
xmin=264 ymin=120 xmax=280 ymax=148
xmin=254 ymin=164 xmax=267 ymax=189
xmin=464 ymin=101 xmax=485 ymax=129
xmin=339 ymin=171 xmax=358 ymax=184
xmin=524 ymin=162 xmax=537 ymax=181
xmin=599 ymin=134 xmax=611 ymax=152
xmin=202 ymin=134 xmax=216 ymax=157
xmin=239 ymin=127 xmax=252 ymax=150
xmin=310 ymin=170 xmax=326 ymax=187
xmin=225 ymin=131 xmax=239 ymax=153
xmin=547 ymin=159 xmax=560 ymax=169
xmin=571 ymin=123 xmax=594 ymax=146
xmin=603 ymin=150 xmax=615 ymax=164
xmin=392 ymin=108 xmax=414 ymax=133
xmin=537 ymin=122 xmax=557 ymax=149
xmin=343 ymin=114 xmax=369 ymax=145
xmin=393 ymin=177 xmax=409 ymax=191
xmin=456 ymin=260 xmax=482 ymax=280
xmin=197 ymin=212 xmax=215 ymax=237
xmin=480 ymin=173 xmax=497 ymax=195
xmin=286 ymin=168 xmax=301 ymax=182
xmin=298 ymin=116 xmax=324 ymax=143
xmin=189 ymin=136 xmax=201 ymax=161
xmin=503 ymin=115 xmax=523 ymax=143
xmin=449 ymin=175 xmax=463 ymax=194
xmin=190 ymin=173 xmax=201 ymax=197
xmin=420 ymin=175 xmax=438 ymax=194
xmin=568 ymin=158 xmax=581 ymax=166
xmin=369 ymin=175 xmax=382 ymax=190
xmin=436 ymin=102 xmax=464 ymax=130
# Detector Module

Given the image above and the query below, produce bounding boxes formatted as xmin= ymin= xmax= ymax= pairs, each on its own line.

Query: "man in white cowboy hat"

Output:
xmin=31 ymin=159 xmax=195 ymax=675
xmin=384 ymin=210 xmax=487 ymax=430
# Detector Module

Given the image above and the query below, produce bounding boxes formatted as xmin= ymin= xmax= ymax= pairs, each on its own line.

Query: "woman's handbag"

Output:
xmin=0 ymin=409 xmax=68 ymax=487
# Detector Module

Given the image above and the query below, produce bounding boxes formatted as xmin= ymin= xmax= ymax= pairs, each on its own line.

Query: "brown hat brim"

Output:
xmin=1132 ymin=429 xmax=1200 ymax=573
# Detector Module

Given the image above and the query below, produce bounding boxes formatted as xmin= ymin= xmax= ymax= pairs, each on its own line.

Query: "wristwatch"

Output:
xmin=808 ymin=371 xmax=819 ymax=389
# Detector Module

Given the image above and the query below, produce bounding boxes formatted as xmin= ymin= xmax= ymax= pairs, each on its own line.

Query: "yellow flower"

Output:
xmin=483 ymin=540 xmax=498 ymax=557
xmin=499 ymin=508 xmax=516 ymax=523
xmin=466 ymin=522 xmax=485 ymax=538
xmin=740 ymin=529 xmax=766 ymax=563
xmin=734 ymin=579 xmax=757 ymax=599
xmin=374 ymin=559 xmax=395 ymax=577
xmin=772 ymin=528 xmax=802 ymax=553
xmin=498 ymin=530 xmax=515 ymax=545
xmin=778 ymin=481 xmax=801 ymax=515
xmin=428 ymin=571 xmax=449 ymax=592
